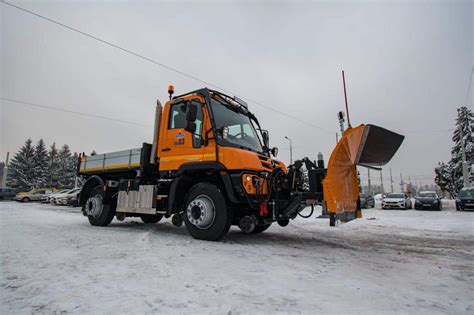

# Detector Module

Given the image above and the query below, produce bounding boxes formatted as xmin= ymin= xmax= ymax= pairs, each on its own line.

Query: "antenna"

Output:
xmin=342 ymin=70 xmax=352 ymax=128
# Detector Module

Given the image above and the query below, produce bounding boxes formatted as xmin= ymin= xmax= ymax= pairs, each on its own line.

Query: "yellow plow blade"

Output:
xmin=323 ymin=124 xmax=404 ymax=215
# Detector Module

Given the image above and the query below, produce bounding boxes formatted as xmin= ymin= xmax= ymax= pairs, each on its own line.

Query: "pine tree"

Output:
xmin=32 ymin=139 xmax=49 ymax=187
xmin=58 ymin=144 xmax=75 ymax=187
xmin=7 ymin=139 xmax=36 ymax=189
xmin=450 ymin=106 xmax=473 ymax=191
xmin=435 ymin=106 xmax=474 ymax=196
xmin=48 ymin=143 xmax=60 ymax=188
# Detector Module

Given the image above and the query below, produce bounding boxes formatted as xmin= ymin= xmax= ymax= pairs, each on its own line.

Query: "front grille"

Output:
xmin=258 ymin=155 xmax=272 ymax=170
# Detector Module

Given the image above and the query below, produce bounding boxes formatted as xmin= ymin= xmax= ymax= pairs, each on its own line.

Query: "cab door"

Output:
xmin=158 ymin=96 xmax=210 ymax=171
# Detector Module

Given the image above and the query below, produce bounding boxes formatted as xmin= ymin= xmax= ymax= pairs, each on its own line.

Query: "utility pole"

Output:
xmin=1 ymin=152 xmax=9 ymax=187
xmin=379 ymin=169 xmax=384 ymax=195
xmin=367 ymin=168 xmax=372 ymax=194
xmin=459 ymin=123 xmax=470 ymax=188
xmin=400 ymin=171 xmax=404 ymax=193
xmin=284 ymin=136 xmax=293 ymax=165
xmin=389 ymin=166 xmax=394 ymax=193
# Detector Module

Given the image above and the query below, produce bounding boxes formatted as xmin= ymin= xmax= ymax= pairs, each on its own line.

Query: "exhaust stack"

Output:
xmin=150 ymin=99 xmax=162 ymax=164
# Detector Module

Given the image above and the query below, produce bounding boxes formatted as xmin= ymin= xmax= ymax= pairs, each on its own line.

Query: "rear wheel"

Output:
xmin=183 ymin=182 xmax=232 ymax=241
xmin=252 ymin=223 xmax=272 ymax=234
xmin=141 ymin=214 xmax=163 ymax=224
xmin=21 ymin=197 xmax=30 ymax=203
xmin=85 ymin=186 xmax=115 ymax=226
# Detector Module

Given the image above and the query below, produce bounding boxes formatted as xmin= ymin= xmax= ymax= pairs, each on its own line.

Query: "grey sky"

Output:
xmin=1 ymin=0 xmax=472 ymax=188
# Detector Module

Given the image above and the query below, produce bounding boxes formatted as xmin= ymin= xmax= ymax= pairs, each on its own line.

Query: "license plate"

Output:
xmin=423 ymin=204 xmax=431 ymax=206
xmin=466 ymin=204 xmax=474 ymax=206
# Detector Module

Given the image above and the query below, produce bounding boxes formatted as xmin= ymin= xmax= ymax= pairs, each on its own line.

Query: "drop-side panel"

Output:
xmin=79 ymin=148 xmax=142 ymax=174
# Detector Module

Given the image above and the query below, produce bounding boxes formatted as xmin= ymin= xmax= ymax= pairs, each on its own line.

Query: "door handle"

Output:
xmin=161 ymin=148 xmax=171 ymax=152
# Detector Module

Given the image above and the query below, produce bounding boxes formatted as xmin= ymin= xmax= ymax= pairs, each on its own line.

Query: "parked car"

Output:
xmin=42 ymin=189 xmax=70 ymax=203
xmin=0 ymin=187 xmax=17 ymax=200
xmin=67 ymin=190 xmax=82 ymax=207
xmin=46 ymin=189 xmax=72 ymax=204
xmin=382 ymin=193 xmax=412 ymax=210
xmin=360 ymin=193 xmax=375 ymax=208
xmin=414 ymin=191 xmax=442 ymax=210
xmin=15 ymin=188 xmax=57 ymax=202
xmin=456 ymin=187 xmax=474 ymax=211
xmin=54 ymin=188 xmax=81 ymax=205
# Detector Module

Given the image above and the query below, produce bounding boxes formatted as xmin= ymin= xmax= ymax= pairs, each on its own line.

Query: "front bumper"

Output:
xmin=415 ymin=202 xmax=439 ymax=210
xmin=382 ymin=202 xmax=406 ymax=209
xmin=456 ymin=202 xmax=474 ymax=211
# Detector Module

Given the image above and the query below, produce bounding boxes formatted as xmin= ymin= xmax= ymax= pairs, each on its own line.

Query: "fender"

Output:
xmin=80 ymin=175 xmax=104 ymax=207
xmin=168 ymin=162 xmax=240 ymax=212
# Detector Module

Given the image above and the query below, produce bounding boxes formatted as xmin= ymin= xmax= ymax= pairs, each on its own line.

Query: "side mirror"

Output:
xmin=262 ymin=130 xmax=269 ymax=148
xmin=271 ymin=147 xmax=278 ymax=157
xmin=186 ymin=103 xmax=198 ymax=122
xmin=185 ymin=121 xmax=196 ymax=133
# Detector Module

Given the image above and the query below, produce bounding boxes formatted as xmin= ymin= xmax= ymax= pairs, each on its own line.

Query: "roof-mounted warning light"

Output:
xmin=168 ymin=85 xmax=174 ymax=99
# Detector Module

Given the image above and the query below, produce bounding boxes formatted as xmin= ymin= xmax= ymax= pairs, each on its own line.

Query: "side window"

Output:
xmin=168 ymin=103 xmax=188 ymax=129
xmin=168 ymin=100 xmax=204 ymax=148
xmin=36 ymin=190 xmax=45 ymax=195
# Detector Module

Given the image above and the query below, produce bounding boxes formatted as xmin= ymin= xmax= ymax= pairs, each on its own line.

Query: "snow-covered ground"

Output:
xmin=1 ymin=201 xmax=473 ymax=314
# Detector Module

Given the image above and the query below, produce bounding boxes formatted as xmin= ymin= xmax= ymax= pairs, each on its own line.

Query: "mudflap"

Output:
xmin=323 ymin=124 xmax=404 ymax=224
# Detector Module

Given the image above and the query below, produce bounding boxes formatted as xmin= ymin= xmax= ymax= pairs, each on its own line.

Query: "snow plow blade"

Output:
xmin=323 ymin=124 xmax=404 ymax=218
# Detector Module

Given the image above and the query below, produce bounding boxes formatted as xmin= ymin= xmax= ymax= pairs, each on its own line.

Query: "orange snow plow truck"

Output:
xmin=78 ymin=87 xmax=404 ymax=241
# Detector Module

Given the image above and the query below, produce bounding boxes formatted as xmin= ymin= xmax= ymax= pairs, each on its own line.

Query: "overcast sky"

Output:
xmin=1 ymin=0 xmax=472 ymax=189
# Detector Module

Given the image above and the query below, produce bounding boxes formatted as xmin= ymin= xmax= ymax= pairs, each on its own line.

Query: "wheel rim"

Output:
xmin=86 ymin=194 xmax=104 ymax=218
xmin=186 ymin=195 xmax=216 ymax=229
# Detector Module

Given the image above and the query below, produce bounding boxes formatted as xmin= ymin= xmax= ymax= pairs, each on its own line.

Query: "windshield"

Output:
xmin=459 ymin=189 xmax=474 ymax=198
xmin=210 ymin=97 xmax=263 ymax=153
xmin=386 ymin=193 xmax=404 ymax=199
xmin=418 ymin=192 xmax=437 ymax=198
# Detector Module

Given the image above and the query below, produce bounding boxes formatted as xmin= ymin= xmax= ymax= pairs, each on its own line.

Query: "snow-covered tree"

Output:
xmin=48 ymin=143 xmax=61 ymax=187
xmin=32 ymin=139 xmax=49 ymax=187
xmin=436 ymin=106 xmax=473 ymax=196
xmin=58 ymin=144 xmax=76 ymax=187
xmin=450 ymin=106 xmax=473 ymax=188
xmin=7 ymin=139 xmax=36 ymax=189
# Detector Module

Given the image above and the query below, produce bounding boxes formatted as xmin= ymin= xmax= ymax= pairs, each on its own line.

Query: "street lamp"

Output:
xmin=284 ymin=136 xmax=293 ymax=165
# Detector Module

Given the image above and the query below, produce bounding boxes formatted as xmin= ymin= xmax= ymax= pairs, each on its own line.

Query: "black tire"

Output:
xmin=21 ymin=197 xmax=30 ymax=203
xmin=252 ymin=223 xmax=272 ymax=234
xmin=85 ymin=186 xmax=115 ymax=226
xmin=141 ymin=214 xmax=163 ymax=224
xmin=183 ymin=182 xmax=232 ymax=241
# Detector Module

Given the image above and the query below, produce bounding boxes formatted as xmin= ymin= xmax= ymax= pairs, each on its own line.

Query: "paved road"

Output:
xmin=1 ymin=201 xmax=473 ymax=314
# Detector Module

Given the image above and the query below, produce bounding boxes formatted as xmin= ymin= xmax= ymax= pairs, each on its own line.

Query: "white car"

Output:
xmin=45 ymin=189 xmax=70 ymax=204
xmin=54 ymin=188 xmax=81 ymax=205
xmin=382 ymin=193 xmax=412 ymax=210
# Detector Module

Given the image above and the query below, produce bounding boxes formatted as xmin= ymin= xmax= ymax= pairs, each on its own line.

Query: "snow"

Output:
xmin=1 ymin=201 xmax=473 ymax=314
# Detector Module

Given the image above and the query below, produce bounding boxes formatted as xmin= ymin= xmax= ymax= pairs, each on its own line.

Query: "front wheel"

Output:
xmin=21 ymin=197 xmax=30 ymax=203
xmin=84 ymin=186 xmax=115 ymax=226
xmin=183 ymin=183 xmax=232 ymax=241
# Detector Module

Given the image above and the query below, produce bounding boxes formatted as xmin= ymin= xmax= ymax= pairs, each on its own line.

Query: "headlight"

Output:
xmin=433 ymin=200 xmax=439 ymax=204
xmin=415 ymin=200 xmax=421 ymax=204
